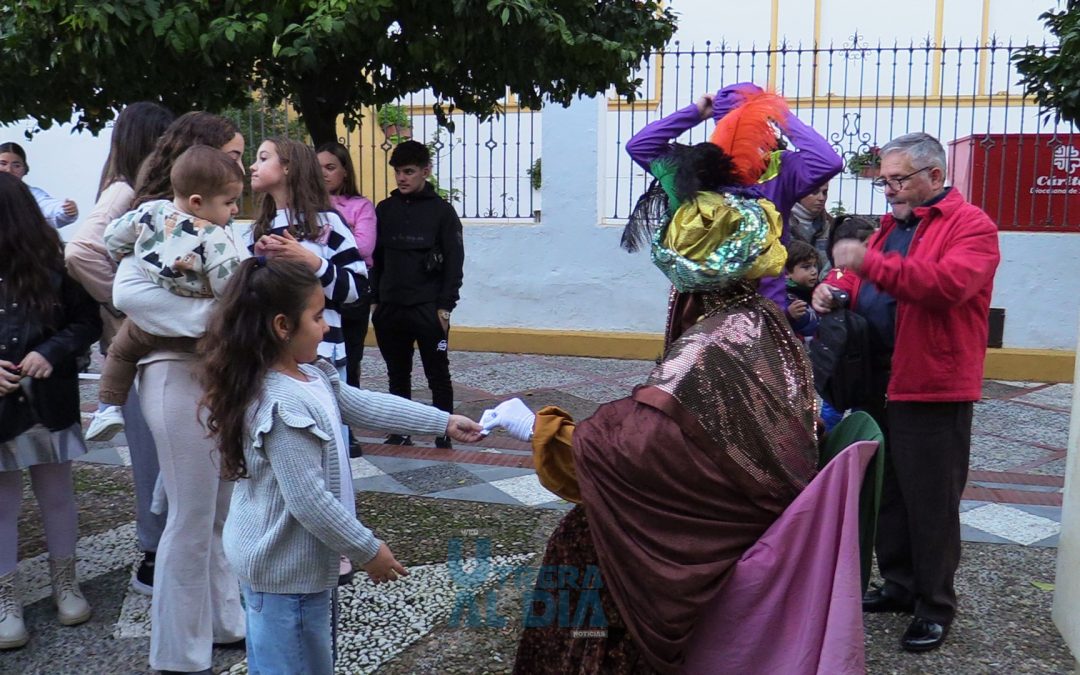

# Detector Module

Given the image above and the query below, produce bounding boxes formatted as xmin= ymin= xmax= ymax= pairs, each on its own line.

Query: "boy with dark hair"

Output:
xmin=784 ymin=239 xmax=820 ymax=337
xmin=371 ymin=140 xmax=465 ymax=448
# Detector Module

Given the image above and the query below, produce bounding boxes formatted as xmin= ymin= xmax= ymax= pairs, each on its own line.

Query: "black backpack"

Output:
xmin=809 ymin=290 xmax=873 ymax=411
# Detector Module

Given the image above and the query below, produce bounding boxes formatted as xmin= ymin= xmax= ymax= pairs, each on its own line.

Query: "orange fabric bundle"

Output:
xmin=709 ymin=91 xmax=791 ymax=185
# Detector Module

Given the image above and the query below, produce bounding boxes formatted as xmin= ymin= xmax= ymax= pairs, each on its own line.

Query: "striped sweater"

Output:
xmin=253 ymin=209 xmax=368 ymax=366
xmin=222 ymin=360 xmax=450 ymax=594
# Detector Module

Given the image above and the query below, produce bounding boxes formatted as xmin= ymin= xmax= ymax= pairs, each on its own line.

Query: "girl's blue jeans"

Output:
xmin=241 ymin=584 xmax=333 ymax=675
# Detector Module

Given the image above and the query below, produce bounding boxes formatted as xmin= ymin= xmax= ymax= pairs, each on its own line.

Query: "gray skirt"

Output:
xmin=0 ymin=423 xmax=88 ymax=471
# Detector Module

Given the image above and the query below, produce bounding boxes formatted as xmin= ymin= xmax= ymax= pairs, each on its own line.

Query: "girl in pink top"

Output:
xmin=317 ymin=143 xmax=375 ymax=269
xmin=317 ymin=142 xmax=375 ymax=461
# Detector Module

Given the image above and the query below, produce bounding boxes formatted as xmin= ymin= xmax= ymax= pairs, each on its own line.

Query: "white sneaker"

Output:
xmin=0 ymin=570 xmax=28 ymax=650
xmin=49 ymin=556 xmax=91 ymax=626
xmin=86 ymin=405 xmax=125 ymax=442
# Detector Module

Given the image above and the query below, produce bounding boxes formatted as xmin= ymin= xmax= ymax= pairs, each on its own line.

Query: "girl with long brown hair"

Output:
xmin=0 ymin=173 xmax=101 ymax=649
xmin=202 ymin=257 xmax=480 ymax=673
xmin=249 ymin=137 xmax=367 ymax=376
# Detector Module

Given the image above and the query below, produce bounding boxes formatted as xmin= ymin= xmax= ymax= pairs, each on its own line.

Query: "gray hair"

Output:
xmin=880 ymin=132 xmax=947 ymax=171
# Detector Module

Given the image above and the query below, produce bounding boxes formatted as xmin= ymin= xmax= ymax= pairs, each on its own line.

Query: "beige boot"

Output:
xmin=0 ymin=569 xmax=28 ymax=649
xmin=49 ymin=556 xmax=91 ymax=626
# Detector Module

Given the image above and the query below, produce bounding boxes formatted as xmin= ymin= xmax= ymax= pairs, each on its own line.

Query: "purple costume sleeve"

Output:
xmin=625 ymin=104 xmax=702 ymax=171
xmin=753 ymin=109 xmax=842 ymax=311
xmin=759 ymin=113 xmax=844 ymax=228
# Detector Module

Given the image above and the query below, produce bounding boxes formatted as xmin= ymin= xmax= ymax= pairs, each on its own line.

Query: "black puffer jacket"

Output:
xmin=371 ymin=184 xmax=464 ymax=311
xmin=0 ymin=270 xmax=102 ymax=442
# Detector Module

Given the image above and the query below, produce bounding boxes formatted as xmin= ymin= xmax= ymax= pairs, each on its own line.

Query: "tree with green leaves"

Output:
xmin=1014 ymin=1 xmax=1080 ymax=126
xmin=0 ymin=1 xmax=676 ymax=145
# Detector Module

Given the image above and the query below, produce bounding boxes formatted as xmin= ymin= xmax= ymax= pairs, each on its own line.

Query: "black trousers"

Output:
xmin=372 ymin=302 xmax=453 ymax=413
xmin=340 ymin=300 xmax=371 ymax=387
xmin=876 ymin=400 xmax=973 ymax=624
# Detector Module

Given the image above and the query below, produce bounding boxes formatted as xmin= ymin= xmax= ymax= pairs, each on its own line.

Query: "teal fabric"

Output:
xmin=819 ymin=411 xmax=885 ymax=595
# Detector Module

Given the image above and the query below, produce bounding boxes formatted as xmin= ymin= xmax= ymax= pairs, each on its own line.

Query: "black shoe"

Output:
xmin=132 ymin=551 xmax=155 ymax=596
xmin=348 ymin=435 xmax=364 ymax=458
xmin=901 ymin=617 xmax=949 ymax=652
xmin=862 ymin=584 xmax=914 ymax=613
xmin=384 ymin=434 xmax=413 ymax=446
xmin=435 ymin=435 xmax=453 ymax=449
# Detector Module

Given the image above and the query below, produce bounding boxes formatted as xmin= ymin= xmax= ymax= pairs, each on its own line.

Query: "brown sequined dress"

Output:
xmin=513 ymin=282 xmax=818 ymax=675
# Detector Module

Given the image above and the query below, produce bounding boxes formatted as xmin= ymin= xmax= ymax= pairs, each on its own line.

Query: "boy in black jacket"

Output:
xmin=371 ymin=141 xmax=464 ymax=448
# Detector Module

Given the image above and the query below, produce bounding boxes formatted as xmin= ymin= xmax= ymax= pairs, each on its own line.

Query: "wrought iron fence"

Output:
xmin=607 ymin=38 xmax=1080 ymax=230
xmin=338 ymin=94 xmax=540 ymax=220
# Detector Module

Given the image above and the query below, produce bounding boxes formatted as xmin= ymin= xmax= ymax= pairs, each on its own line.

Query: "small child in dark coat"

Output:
xmin=785 ymin=239 xmax=821 ymax=338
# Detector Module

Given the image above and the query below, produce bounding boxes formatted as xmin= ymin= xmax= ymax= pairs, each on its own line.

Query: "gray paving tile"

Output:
xmin=559 ymin=380 xmax=632 ymax=403
xmin=1028 ymin=457 xmax=1068 ymax=477
xmin=1032 ymin=533 xmax=1060 ymax=548
xmin=1009 ymin=503 xmax=1064 ymax=522
xmin=973 ymin=399 xmax=1069 ymax=449
xmin=1014 ymin=384 xmax=1074 ymax=411
xmin=425 ymin=482 xmax=527 ymax=506
xmin=451 ymin=360 xmax=587 ymax=396
xmin=392 ymin=464 xmax=485 ymax=494
xmin=970 ymin=481 xmax=1061 ymax=493
xmin=536 ymin=500 xmax=575 ymax=511
xmin=960 ymin=524 xmax=1018 ymax=545
xmin=362 ymin=455 xmax=442 ymax=474
xmin=76 ymin=447 xmax=127 ymax=466
xmin=960 ymin=500 xmax=985 ymax=513
xmin=981 ymin=380 xmax=1034 ymax=400
xmin=525 ymin=355 xmax=655 ymax=379
xmin=460 ymin=464 xmax=537 ymax=482
xmin=354 ymin=474 xmax=417 ymax=496
xmin=968 ymin=433 xmax=1057 ymax=472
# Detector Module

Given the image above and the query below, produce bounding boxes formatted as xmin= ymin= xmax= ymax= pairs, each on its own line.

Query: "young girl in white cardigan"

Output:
xmin=201 ymin=257 xmax=482 ymax=674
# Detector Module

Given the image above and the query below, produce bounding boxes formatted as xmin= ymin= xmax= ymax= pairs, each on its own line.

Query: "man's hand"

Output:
xmin=18 ymin=351 xmax=52 ymax=379
xmin=61 ymin=199 xmax=79 ymax=218
xmin=696 ymin=93 xmax=715 ymax=121
xmin=787 ymin=299 xmax=809 ymax=321
xmin=812 ymin=283 xmax=839 ymax=314
xmin=0 ymin=360 xmax=21 ymax=396
xmin=832 ymin=240 xmax=867 ymax=272
xmin=362 ymin=543 xmax=408 ymax=584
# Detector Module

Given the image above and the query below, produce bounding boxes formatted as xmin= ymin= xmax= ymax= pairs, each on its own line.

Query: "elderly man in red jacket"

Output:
xmin=813 ymin=132 xmax=1000 ymax=653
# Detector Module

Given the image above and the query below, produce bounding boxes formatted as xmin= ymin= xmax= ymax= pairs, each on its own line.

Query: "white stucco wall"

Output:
xmin=994 ymin=232 xmax=1080 ymax=350
xmin=0 ymin=117 xmax=113 ymax=241
xmin=454 ymin=96 xmax=671 ymax=334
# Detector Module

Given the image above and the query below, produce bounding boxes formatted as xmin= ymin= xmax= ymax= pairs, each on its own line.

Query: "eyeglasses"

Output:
xmin=871 ymin=166 xmax=932 ymax=192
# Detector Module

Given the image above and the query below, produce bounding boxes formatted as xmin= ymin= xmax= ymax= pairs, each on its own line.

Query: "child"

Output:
xmin=317 ymin=141 xmax=376 ymax=457
xmin=784 ymin=239 xmax=821 ymax=338
xmin=0 ymin=173 xmax=101 ymax=649
xmin=84 ymin=145 xmax=245 ymax=441
xmin=250 ymin=138 xmax=368 ymax=376
xmin=202 ymin=257 xmax=482 ymax=674
xmin=370 ymin=140 xmax=464 ymax=448
xmin=0 ymin=142 xmax=79 ymax=228
xmin=818 ymin=214 xmax=878 ymax=430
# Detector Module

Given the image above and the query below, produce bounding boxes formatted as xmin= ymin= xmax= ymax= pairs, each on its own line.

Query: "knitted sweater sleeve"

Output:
xmin=316 ymin=362 xmax=450 ymax=435
xmin=260 ymin=411 xmax=382 ymax=564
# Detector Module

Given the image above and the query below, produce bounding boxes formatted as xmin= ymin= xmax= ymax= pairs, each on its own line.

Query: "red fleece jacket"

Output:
xmin=827 ymin=189 xmax=1000 ymax=402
